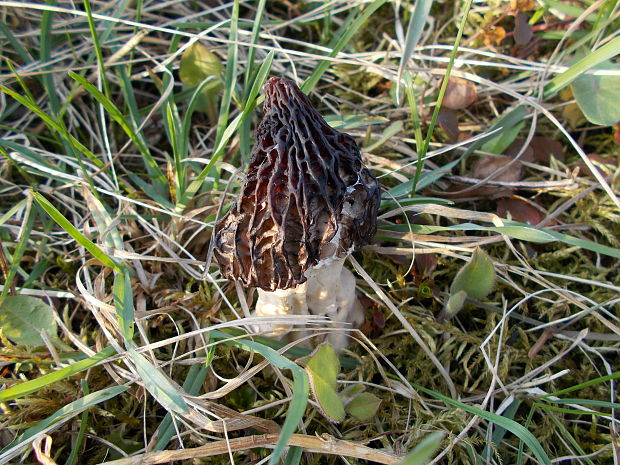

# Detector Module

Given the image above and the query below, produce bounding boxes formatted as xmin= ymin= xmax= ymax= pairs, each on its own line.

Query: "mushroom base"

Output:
xmin=253 ymin=258 xmax=364 ymax=350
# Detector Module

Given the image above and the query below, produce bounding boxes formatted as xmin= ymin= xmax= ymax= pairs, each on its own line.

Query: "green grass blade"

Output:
xmin=283 ymin=446 xmax=303 ymax=465
xmin=535 ymin=403 xmax=616 ymax=417
xmin=127 ymin=348 xmax=189 ymax=415
xmin=411 ymin=0 xmax=473 ymax=193
xmin=545 ymin=35 xmax=620 ymax=96
xmin=214 ymin=0 xmax=240 ymax=150
xmin=546 ymin=371 xmax=620 ymax=397
xmin=482 ymin=398 xmax=521 ymax=461
xmin=543 ymin=412 xmax=595 ymax=465
xmin=239 ymin=0 xmax=268 ymax=158
xmin=65 ymin=379 xmax=90 ymax=465
xmin=38 ymin=2 xmax=81 ymax=162
xmin=0 ymin=84 xmax=103 ymax=168
xmin=538 ymin=227 xmax=620 ymax=259
xmin=387 ymin=104 xmax=528 ymax=197
xmin=163 ymin=97 xmax=184 ymax=197
xmin=244 ymin=0 xmax=268 ymax=88
xmin=404 ymin=71 xmax=425 ymax=169
xmin=40 ymin=0 xmax=61 ymax=115
xmin=243 ymin=51 xmax=274 ymax=110
xmin=5 ymin=60 xmax=36 ymax=103
xmin=0 ymin=346 xmax=115 ymax=402
xmin=0 ymin=199 xmax=26 ymax=227
xmin=0 ymin=385 xmax=128 ymax=462
xmin=116 ymin=66 xmax=147 ymax=141
xmin=302 ymin=0 xmax=387 ymax=93
xmin=153 ymin=363 xmax=210 ymax=451
xmin=544 ymin=398 xmax=620 ymax=409
xmin=180 ymin=77 xmax=220 ymax=161
xmin=396 ymin=0 xmax=433 ymax=103
xmin=542 ymin=0 xmax=595 ymax=23
xmin=364 ymin=120 xmax=403 ymax=152
xmin=83 ymin=187 xmax=123 ymax=250
xmin=83 ymin=0 xmax=111 ymax=97
xmin=0 ymin=21 xmax=32 ymax=64
xmin=399 ymin=431 xmax=445 ymax=465
xmin=113 ymin=270 xmax=135 ymax=341
xmin=412 ymin=382 xmax=552 ymax=465
xmin=381 ymin=221 xmax=620 ymax=258
xmin=68 ymin=71 xmax=167 ymax=187
xmin=177 ymin=51 xmax=274 ymax=212
xmin=32 ymin=191 xmax=121 ymax=271
xmin=209 ymin=328 xmax=358 ymax=369
xmin=0 ymin=196 xmax=36 ymax=301
xmin=216 ymin=336 xmax=309 ymax=465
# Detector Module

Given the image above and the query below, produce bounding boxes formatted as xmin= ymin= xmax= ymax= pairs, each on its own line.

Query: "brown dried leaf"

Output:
xmin=514 ymin=13 xmax=533 ymax=46
xmin=470 ymin=155 xmax=523 ymax=182
xmin=442 ymin=78 xmax=478 ymax=110
xmin=414 ymin=253 xmax=438 ymax=277
xmin=530 ymin=136 xmax=565 ymax=163
xmin=497 ymin=198 xmax=544 ymax=225
xmin=437 ymin=108 xmax=459 ymax=142
xmin=358 ymin=299 xmax=384 ymax=338
xmin=504 ymin=138 xmax=534 ymax=162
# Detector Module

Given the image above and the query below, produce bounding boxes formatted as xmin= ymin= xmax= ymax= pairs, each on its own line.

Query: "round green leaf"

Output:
xmin=571 ymin=60 xmax=620 ymax=126
xmin=450 ymin=247 xmax=496 ymax=299
xmin=179 ymin=43 xmax=223 ymax=87
xmin=0 ymin=295 xmax=57 ymax=346
xmin=345 ymin=392 xmax=382 ymax=421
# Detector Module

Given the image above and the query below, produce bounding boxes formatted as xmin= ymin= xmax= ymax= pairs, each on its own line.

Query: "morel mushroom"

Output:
xmin=214 ymin=77 xmax=380 ymax=349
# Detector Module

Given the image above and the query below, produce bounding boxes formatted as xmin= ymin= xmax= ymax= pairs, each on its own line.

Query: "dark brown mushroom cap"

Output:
xmin=213 ymin=77 xmax=380 ymax=291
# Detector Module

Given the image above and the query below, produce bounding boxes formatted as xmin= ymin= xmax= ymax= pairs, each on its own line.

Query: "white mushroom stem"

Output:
xmin=253 ymin=258 xmax=364 ymax=350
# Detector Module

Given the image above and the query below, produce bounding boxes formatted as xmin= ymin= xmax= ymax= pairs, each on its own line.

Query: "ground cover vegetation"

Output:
xmin=0 ymin=0 xmax=619 ymax=464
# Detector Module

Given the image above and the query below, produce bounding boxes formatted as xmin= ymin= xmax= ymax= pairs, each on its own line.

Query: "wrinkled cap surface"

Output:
xmin=214 ymin=77 xmax=380 ymax=291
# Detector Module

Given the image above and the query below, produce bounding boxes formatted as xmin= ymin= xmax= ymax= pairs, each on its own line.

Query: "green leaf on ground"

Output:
xmin=481 ymin=121 xmax=524 ymax=154
xmin=450 ymin=247 xmax=496 ymax=299
xmin=445 ymin=290 xmax=468 ymax=317
xmin=571 ymin=60 xmax=620 ymax=126
xmin=305 ymin=344 xmax=345 ymax=422
xmin=399 ymin=432 xmax=445 ymax=465
xmin=345 ymin=392 xmax=382 ymax=421
xmin=0 ymin=295 xmax=57 ymax=346
xmin=179 ymin=42 xmax=223 ymax=86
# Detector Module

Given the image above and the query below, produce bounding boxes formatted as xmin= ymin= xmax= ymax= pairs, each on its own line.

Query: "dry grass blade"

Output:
xmin=350 ymin=257 xmax=457 ymax=398
xmin=98 ymin=433 xmax=402 ymax=465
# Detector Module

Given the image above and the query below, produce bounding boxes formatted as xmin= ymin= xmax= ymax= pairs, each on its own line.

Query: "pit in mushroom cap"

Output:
xmin=213 ymin=76 xmax=380 ymax=348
